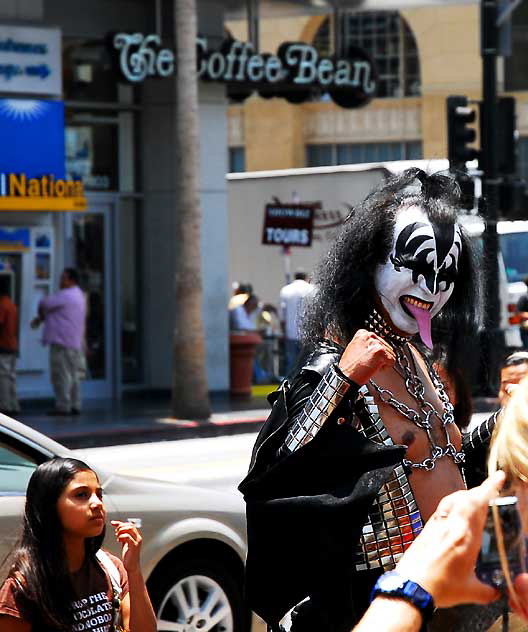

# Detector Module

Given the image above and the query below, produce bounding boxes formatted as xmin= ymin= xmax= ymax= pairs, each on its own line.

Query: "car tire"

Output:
xmin=149 ymin=555 xmax=249 ymax=632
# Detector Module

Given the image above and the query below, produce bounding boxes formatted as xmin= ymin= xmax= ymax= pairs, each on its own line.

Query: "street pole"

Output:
xmin=480 ymin=0 xmax=504 ymax=395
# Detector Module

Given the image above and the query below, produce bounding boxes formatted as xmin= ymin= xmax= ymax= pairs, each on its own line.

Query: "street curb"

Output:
xmin=54 ymin=417 xmax=267 ymax=449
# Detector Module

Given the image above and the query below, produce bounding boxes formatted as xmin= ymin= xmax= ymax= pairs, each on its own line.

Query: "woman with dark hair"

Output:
xmin=239 ymin=168 xmax=499 ymax=631
xmin=0 ymin=457 xmax=156 ymax=632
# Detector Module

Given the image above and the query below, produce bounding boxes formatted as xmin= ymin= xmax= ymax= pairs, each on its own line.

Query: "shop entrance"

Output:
xmin=65 ymin=198 xmax=116 ymax=399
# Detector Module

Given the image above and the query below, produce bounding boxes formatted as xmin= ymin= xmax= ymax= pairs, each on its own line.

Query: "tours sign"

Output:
xmin=113 ymin=33 xmax=377 ymax=108
xmin=262 ymin=202 xmax=318 ymax=247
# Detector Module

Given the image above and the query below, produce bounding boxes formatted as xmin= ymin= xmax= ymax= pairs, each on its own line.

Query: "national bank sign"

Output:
xmin=0 ymin=25 xmax=61 ymax=96
xmin=113 ymin=33 xmax=377 ymax=108
xmin=0 ymin=100 xmax=86 ymax=211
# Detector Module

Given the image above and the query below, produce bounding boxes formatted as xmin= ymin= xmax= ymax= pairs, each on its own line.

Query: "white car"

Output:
xmin=460 ymin=216 xmax=528 ymax=348
xmin=0 ymin=416 xmax=250 ymax=632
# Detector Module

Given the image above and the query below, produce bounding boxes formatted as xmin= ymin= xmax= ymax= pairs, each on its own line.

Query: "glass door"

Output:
xmin=65 ymin=198 xmax=115 ymax=399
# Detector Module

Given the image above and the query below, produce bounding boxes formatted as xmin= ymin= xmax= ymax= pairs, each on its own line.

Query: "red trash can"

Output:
xmin=229 ymin=332 xmax=262 ymax=397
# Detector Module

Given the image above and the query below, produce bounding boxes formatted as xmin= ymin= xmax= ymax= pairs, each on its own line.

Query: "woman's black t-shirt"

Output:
xmin=0 ymin=552 xmax=129 ymax=631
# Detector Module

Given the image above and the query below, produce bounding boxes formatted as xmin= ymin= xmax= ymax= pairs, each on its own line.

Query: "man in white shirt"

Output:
xmin=279 ymin=271 xmax=314 ymax=374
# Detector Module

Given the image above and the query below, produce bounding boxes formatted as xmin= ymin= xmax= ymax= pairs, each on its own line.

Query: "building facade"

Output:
xmin=226 ymin=3 xmax=528 ymax=177
xmin=0 ymin=0 xmax=230 ymax=400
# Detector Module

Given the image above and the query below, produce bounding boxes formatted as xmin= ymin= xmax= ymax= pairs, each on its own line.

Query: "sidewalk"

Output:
xmin=13 ymin=386 xmax=498 ymax=450
xmin=15 ymin=387 xmax=274 ymax=449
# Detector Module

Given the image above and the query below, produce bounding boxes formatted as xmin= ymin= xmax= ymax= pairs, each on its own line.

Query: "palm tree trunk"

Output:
xmin=171 ymin=0 xmax=211 ymax=419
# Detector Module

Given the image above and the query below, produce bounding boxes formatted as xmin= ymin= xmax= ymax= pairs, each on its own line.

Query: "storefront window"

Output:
xmin=306 ymin=141 xmax=422 ymax=167
xmin=73 ymin=214 xmax=106 ymax=380
xmin=313 ymin=12 xmax=421 ymax=98
xmin=65 ymin=116 xmax=119 ymax=191
xmin=63 ymin=39 xmax=123 ymax=103
xmin=306 ymin=144 xmax=334 ymax=167
xmin=119 ymin=199 xmax=141 ymax=384
xmin=504 ymin=2 xmax=528 ymax=91
xmin=229 ymin=147 xmax=246 ymax=173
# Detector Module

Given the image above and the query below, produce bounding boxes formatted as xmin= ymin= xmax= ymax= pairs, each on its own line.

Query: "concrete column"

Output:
xmin=140 ymin=66 xmax=229 ymax=392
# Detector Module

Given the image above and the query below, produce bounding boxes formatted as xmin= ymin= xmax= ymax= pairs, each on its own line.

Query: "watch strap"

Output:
xmin=371 ymin=572 xmax=435 ymax=627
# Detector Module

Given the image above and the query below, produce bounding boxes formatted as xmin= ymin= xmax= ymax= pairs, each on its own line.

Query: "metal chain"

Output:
xmin=369 ymin=344 xmax=465 ymax=471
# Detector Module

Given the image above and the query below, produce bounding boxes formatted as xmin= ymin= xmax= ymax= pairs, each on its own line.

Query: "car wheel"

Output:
xmin=150 ymin=556 xmax=248 ymax=632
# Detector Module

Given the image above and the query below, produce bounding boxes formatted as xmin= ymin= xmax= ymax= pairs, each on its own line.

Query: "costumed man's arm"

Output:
xmin=462 ymin=411 xmax=500 ymax=488
xmin=278 ymin=329 xmax=396 ymax=457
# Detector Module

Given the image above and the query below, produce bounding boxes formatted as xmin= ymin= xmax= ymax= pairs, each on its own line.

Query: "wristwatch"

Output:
xmin=371 ymin=571 xmax=435 ymax=627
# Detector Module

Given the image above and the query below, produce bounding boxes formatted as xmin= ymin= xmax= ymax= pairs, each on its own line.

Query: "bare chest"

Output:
xmin=364 ymin=347 xmax=465 ymax=520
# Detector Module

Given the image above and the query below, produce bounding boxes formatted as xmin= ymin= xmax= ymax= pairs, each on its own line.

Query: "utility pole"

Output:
xmin=480 ymin=0 xmax=503 ymax=395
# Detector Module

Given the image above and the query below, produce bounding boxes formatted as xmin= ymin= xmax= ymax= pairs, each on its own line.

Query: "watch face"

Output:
xmin=379 ymin=572 xmax=405 ymax=591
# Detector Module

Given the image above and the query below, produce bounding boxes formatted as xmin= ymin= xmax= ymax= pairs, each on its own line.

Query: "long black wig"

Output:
xmin=302 ymin=167 xmax=482 ymax=374
xmin=4 ymin=457 xmax=105 ymax=630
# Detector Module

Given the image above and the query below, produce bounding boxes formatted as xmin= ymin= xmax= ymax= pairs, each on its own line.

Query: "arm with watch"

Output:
xmin=353 ymin=473 xmax=505 ymax=631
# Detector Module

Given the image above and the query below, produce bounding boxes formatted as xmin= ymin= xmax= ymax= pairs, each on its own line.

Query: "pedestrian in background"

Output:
xmin=279 ymin=270 xmax=314 ymax=374
xmin=31 ymin=268 xmax=86 ymax=416
xmin=0 ymin=276 xmax=19 ymax=416
xmin=228 ymin=282 xmax=252 ymax=310
xmin=516 ymin=276 xmax=528 ymax=348
xmin=498 ymin=350 xmax=528 ymax=408
xmin=229 ymin=294 xmax=259 ymax=332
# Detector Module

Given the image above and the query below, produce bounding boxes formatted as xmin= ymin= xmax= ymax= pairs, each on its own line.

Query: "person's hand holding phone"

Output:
xmin=395 ymin=471 xmax=506 ymax=608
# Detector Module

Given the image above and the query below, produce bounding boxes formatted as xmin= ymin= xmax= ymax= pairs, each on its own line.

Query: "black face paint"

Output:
xmin=390 ymin=221 xmax=460 ymax=294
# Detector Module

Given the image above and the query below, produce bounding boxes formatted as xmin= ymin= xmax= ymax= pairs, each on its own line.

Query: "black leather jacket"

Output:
xmin=238 ymin=341 xmax=493 ymax=632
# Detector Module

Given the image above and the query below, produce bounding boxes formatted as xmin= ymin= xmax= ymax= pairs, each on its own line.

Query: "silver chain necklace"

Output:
xmin=369 ymin=344 xmax=465 ymax=471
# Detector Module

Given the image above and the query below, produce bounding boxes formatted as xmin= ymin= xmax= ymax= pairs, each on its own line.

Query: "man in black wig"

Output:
xmin=239 ymin=169 xmax=499 ymax=632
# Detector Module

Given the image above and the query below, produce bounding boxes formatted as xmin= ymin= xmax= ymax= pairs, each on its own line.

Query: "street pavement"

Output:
xmin=15 ymin=387 xmax=498 ymax=450
xmin=15 ymin=392 xmax=272 ymax=449
xmin=76 ymin=409 xmax=497 ymax=495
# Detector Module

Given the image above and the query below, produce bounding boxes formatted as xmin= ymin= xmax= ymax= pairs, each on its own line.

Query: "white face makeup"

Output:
xmin=374 ymin=205 xmax=462 ymax=348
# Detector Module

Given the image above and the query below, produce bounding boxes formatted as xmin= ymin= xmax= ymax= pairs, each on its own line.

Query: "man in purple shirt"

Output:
xmin=31 ymin=268 xmax=87 ymax=415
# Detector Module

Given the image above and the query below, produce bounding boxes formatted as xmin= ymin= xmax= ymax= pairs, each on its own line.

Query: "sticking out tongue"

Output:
xmin=406 ymin=302 xmax=433 ymax=349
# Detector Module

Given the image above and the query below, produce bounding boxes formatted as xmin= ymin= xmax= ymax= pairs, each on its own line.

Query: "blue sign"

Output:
xmin=0 ymin=99 xmax=65 ymax=178
xmin=0 ymin=228 xmax=30 ymax=251
xmin=0 ymin=25 xmax=62 ymax=96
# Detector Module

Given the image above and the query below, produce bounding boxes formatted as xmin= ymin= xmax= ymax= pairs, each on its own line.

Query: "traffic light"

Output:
xmin=499 ymin=179 xmax=526 ymax=220
xmin=456 ymin=172 xmax=476 ymax=212
xmin=497 ymin=97 xmax=517 ymax=175
xmin=447 ymin=96 xmax=479 ymax=168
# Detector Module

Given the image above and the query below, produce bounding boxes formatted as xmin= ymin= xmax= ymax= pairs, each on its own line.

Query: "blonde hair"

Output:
xmin=489 ymin=375 xmax=528 ymax=483
xmin=488 ymin=375 xmax=528 ymax=605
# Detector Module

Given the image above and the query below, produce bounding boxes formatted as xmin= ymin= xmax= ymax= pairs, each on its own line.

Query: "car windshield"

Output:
xmin=500 ymin=233 xmax=528 ymax=283
xmin=0 ymin=441 xmax=37 ymax=494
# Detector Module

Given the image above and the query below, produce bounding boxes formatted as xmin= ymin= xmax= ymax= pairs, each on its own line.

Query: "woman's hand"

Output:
xmin=111 ymin=520 xmax=143 ymax=576
xmin=395 ymin=471 xmax=506 ymax=608
xmin=112 ymin=520 xmax=157 ymax=632
xmin=511 ymin=574 xmax=528 ymax=619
